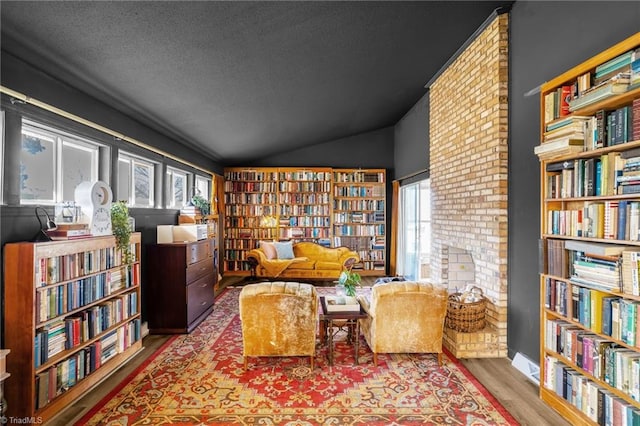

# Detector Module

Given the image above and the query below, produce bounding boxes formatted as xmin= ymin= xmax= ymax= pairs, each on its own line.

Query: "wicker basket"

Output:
xmin=446 ymin=294 xmax=486 ymax=333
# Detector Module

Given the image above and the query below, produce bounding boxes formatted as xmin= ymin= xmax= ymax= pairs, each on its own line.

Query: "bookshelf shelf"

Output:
xmin=537 ymin=33 xmax=640 ymax=424
xmin=3 ymin=233 xmax=143 ymax=423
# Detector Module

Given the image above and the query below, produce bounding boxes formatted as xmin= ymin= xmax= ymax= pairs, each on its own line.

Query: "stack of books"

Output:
xmin=325 ymin=296 xmax=360 ymax=312
xmin=47 ymin=223 xmax=91 ymax=240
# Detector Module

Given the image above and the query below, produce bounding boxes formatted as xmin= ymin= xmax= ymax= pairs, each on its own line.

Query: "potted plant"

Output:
xmin=190 ymin=192 xmax=211 ymax=216
xmin=338 ymin=269 xmax=361 ymax=297
xmin=111 ymin=201 xmax=133 ymax=263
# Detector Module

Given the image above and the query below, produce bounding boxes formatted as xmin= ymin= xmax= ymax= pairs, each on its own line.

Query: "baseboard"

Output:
xmin=511 ymin=352 xmax=540 ymax=386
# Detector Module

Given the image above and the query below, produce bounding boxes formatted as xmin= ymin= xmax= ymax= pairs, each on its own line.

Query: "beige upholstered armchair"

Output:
xmin=358 ymin=281 xmax=448 ymax=367
xmin=239 ymin=281 xmax=318 ymax=370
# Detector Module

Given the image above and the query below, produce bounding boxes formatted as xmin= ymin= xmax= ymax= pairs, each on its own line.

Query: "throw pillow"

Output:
xmin=259 ymin=240 xmax=277 ymax=260
xmin=274 ymin=241 xmax=295 ymax=259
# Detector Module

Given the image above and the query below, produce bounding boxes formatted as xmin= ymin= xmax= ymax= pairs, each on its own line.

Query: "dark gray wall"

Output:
xmin=509 ymin=1 xmax=640 ymax=362
xmin=246 ymin=126 xmax=395 ymax=174
xmin=1 ymin=50 xmax=222 ymax=175
xmin=394 ymin=93 xmax=429 ymax=179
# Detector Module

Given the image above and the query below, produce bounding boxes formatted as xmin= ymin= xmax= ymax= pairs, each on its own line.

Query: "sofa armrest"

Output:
xmin=247 ymin=248 xmax=267 ymax=263
xmin=339 ymin=250 xmax=360 ymax=270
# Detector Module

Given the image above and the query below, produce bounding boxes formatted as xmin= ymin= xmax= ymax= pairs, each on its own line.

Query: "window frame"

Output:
xmin=166 ymin=166 xmax=189 ymax=208
xmin=118 ymin=151 xmax=157 ymax=208
xmin=20 ymin=120 xmax=101 ymax=205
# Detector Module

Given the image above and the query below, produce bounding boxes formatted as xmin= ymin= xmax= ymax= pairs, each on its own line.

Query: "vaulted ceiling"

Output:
xmin=1 ymin=1 xmax=512 ymax=165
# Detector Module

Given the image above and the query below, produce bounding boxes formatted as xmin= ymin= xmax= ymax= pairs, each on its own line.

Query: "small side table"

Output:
xmin=319 ymin=297 xmax=368 ymax=366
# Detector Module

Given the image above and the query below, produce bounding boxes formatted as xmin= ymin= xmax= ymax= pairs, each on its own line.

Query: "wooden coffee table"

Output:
xmin=319 ymin=296 xmax=368 ymax=366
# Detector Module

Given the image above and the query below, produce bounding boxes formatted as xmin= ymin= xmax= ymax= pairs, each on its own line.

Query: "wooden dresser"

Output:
xmin=147 ymin=238 xmax=217 ymax=333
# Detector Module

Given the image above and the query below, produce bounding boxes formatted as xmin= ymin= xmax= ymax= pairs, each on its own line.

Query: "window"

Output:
xmin=397 ymin=178 xmax=431 ymax=281
xmin=20 ymin=121 xmax=99 ymax=204
xmin=166 ymin=167 xmax=187 ymax=208
xmin=118 ymin=152 xmax=155 ymax=207
xmin=195 ymin=175 xmax=211 ymax=201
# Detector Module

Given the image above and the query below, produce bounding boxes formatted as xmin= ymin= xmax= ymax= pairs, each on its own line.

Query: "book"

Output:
xmin=565 ymin=240 xmax=635 ymax=257
xmin=569 ymin=81 xmax=630 ymax=112
xmin=324 ymin=296 xmax=360 ymax=312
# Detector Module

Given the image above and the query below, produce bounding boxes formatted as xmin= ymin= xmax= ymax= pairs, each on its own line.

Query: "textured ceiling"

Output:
xmin=1 ymin=1 xmax=511 ymax=165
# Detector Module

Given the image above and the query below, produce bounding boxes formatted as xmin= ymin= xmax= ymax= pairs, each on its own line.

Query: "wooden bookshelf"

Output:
xmin=536 ymin=33 xmax=640 ymax=424
xmin=3 ymin=233 xmax=143 ymax=423
xmin=222 ymin=167 xmax=387 ymax=275
xmin=223 ymin=168 xmax=278 ymax=273
xmin=332 ymin=168 xmax=386 ymax=275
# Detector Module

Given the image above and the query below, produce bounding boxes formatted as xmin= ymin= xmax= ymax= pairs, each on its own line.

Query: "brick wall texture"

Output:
xmin=430 ymin=14 xmax=508 ymax=357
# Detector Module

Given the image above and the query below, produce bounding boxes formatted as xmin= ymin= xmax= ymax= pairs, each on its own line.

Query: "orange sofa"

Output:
xmin=246 ymin=241 xmax=359 ymax=279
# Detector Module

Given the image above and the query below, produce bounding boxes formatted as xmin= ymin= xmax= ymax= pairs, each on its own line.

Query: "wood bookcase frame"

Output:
xmin=537 ymin=33 xmax=640 ymax=424
xmin=3 ymin=233 xmax=143 ymax=422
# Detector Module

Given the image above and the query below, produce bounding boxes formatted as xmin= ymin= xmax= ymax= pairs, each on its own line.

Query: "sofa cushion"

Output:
xmin=259 ymin=240 xmax=277 ymax=259
xmin=315 ymin=260 xmax=342 ymax=270
xmin=287 ymin=259 xmax=316 ymax=270
xmin=274 ymin=241 xmax=295 ymax=259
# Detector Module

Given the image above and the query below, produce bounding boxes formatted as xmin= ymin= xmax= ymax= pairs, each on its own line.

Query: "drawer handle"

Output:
xmin=201 ymin=301 xmax=207 ymax=306
xmin=200 ymin=283 xmax=208 ymax=287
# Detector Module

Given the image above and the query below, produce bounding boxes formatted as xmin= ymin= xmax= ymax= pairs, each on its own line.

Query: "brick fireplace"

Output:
xmin=429 ymin=14 xmax=509 ymax=358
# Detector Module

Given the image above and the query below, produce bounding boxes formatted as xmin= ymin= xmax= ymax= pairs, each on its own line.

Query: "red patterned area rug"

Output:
xmin=77 ymin=287 xmax=518 ymax=425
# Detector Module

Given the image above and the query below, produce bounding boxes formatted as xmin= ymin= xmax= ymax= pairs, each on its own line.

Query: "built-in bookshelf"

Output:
xmin=277 ymin=168 xmax=332 ymax=243
xmin=223 ymin=168 xmax=278 ymax=272
xmin=223 ymin=167 xmax=387 ymax=275
xmin=332 ymin=168 xmax=386 ymax=274
xmin=536 ymin=33 xmax=640 ymax=425
xmin=3 ymin=233 xmax=143 ymax=423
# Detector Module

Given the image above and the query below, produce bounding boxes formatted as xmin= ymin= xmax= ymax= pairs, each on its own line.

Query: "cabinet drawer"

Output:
xmin=186 ymin=258 xmax=213 ymax=283
xmin=188 ymin=240 xmax=212 ymax=265
xmin=187 ymin=272 xmax=215 ymax=324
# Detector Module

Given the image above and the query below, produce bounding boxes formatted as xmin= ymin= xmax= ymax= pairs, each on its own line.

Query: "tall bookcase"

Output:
xmin=223 ymin=168 xmax=278 ymax=272
xmin=223 ymin=167 xmax=386 ymax=275
xmin=536 ymin=33 xmax=640 ymax=424
xmin=333 ymin=168 xmax=386 ymax=274
xmin=3 ymin=233 xmax=143 ymax=422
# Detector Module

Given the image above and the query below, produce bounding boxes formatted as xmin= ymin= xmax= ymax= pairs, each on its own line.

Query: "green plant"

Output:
xmin=338 ymin=270 xmax=361 ymax=297
xmin=111 ymin=201 xmax=132 ymax=262
xmin=191 ymin=193 xmax=210 ymax=216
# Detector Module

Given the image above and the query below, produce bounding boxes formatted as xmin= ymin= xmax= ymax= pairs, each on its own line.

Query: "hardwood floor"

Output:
xmin=48 ymin=278 xmax=569 ymax=425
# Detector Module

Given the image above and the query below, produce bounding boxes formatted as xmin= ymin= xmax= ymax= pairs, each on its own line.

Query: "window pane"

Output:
xmin=196 ymin=176 xmax=210 ymax=200
xmin=133 ymin=162 xmax=153 ymax=206
xmin=174 ymin=173 xmax=185 ymax=206
xmin=61 ymin=141 xmax=96 ymax=201
xmin=21 ymin=132 xmax=55 ymax=202
xmin=118 ymin=158 xmax=131 ymax=203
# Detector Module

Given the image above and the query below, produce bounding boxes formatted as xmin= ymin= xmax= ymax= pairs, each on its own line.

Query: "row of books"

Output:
xmin=277 ymin=171 xmax=331 ymax=181
xmin=224 ymin=204 xmax=277 ymax=217
xmin=543 ymin=354 xmax=640 ymax=425
xmin=278 ymin=181 xmax=331 ymax=192
xmin=545 ymin=320 xmax=640 ymax=400
xmin=224 ymin=216 xmax=262 ymax=228
xmin=333 ymin=224 xmax=385 ymax=237
xmin=279 ymin=216 xmax=330 ymax=227
xmin=334 ymin=199 xmax=385 ymax=211
xmin=35 ymin=266 xmax=139 ymax=323
xmin=225 ymin=192 xmax=278 ymax=205
xmin=279 ymin=205 xmax=330 ymax=216
xmin=35 ymin=320 xmax=141 ymax=410
xmin=334 ymin=186 xmax=385 ymax=198
xmin=225 ymin=229 xmax=278 ymax=241
xmin=546 ymin=200 xmax=640 ymax=241
xmin=223 ymin=181 xmax=278 ymax=193
xmin=224 ymin=171 xmax=277 ymax=182
xmin=278 ymin=192 xmax=330 ymax=205
xmin=278 ymin=228 xmax=330 ymax=239
xmin=334 ymin=171 xmax=384 ymax=183
xmin=545 ymin=149 xmax=640 ymax=199
xmin=546 ymin=280 xmax=640 ymax=346
xmin=37 ymin=244 xmax=137 ymax=286
xmin=34 ymin=292 xmax=138 ymax=368
xmin=333 ymin=211 xmax=385 ymax=224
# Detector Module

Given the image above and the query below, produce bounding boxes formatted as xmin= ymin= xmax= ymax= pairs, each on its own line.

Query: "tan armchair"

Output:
xmin=358 ymin=281 xmax=448 ymax=367
xmin=239 ymin=281 xmax=318 ymax=370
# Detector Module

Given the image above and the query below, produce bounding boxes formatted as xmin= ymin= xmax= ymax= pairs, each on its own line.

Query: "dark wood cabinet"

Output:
xmin=147 ymin=238 xmax=217 ymax=333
